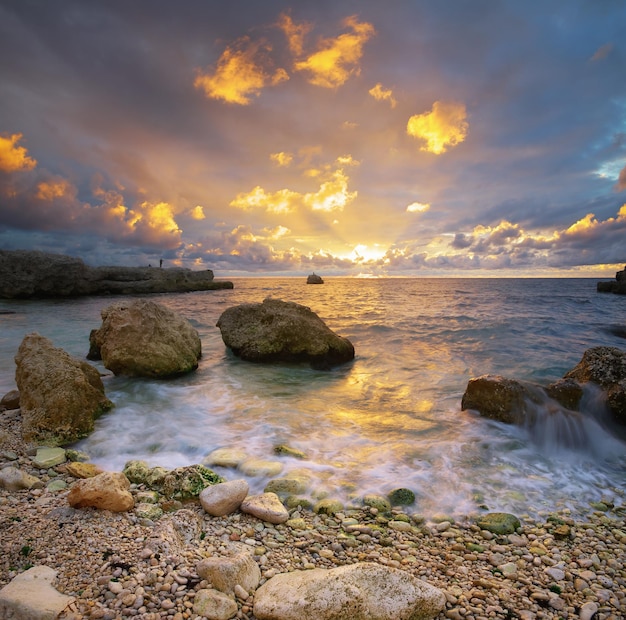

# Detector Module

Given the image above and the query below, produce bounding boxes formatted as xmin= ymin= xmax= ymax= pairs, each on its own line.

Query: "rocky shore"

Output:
xmin=597 ymin=266 xmax=626 ymax=295
xmin=1 ymin=410 xmax=625 ymax=619
xmin=0 ymin=250 xmax=233 ymax=298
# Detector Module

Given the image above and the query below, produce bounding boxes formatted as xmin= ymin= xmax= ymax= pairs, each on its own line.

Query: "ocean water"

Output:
xmin=1 ymin=277 xmax=625 ymax=519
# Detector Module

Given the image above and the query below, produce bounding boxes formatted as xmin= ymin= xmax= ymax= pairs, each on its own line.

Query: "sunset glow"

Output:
xmin=0 ymin=2 xmax=625 ymax=276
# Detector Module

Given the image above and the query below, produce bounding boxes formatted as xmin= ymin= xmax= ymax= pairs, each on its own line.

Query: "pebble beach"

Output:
xmin=1 ymin=407 xmax=625 ymax=620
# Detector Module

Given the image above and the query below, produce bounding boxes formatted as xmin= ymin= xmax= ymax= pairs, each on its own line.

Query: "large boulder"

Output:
xmin=88 ymin=299 xmax=202 ymax=377
xmin=597 ymin=265 xmax=626 ymax=294
xmin=14 ymin=333 xmax=113 ymax=446
xmin=253 ymin=562 xmax=446 ymax=620
xmin=67 ymin=471 xmax=134 ymax=512
xmin=564 ymin=346 xmax=626 ymax=424
xmin=216 ymin=298 xmax=354 ymax=369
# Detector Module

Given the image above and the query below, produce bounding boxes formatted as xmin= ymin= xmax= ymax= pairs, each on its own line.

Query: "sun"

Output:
xmin=349 ymin=244 xmax=387 ymax=263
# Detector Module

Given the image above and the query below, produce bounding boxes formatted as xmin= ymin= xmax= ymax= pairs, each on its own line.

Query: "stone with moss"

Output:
xmin=314 ymin=498 xmax=344 ymax=516
xmin=285 ymin=496 xmax=313 ymax=510
xmin=475 ymin=512 xmax=521 ymax=535
xmin=387 ymin=488 xmax=415 ymax=506
xmin=363 ymin=494 xmax=391 ymax=513
xmin=273 ymin=444 xmax=307 ymax=459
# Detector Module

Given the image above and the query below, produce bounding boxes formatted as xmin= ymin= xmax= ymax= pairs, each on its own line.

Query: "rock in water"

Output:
xmin=14 ymin=333 xmax=113 ymax=446
xmin=564 ymin=346 xmax=626 ymax=425
xmin=216 ymin=298 xmax=354 ymax=369
xmin=306 ymin=273 xmax=324 ymax=284
xmin=253 ymin=562 xmax=446 ymax=620
xmin=89 ymin=299 xmax=202 ymax=377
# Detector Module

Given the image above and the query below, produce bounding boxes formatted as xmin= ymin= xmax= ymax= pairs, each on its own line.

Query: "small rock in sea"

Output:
xmin=240 ymin=493 xmax=289 ymax=524
xmin=363 ymin=494 xmax=391 ymax=513
xmin=199 ymin=479 xmax=249 ymax=517
xmin=273 ymin=444 xmax=307 ymax=459
xmin=313 ymin=498 xmax=344 ymax=516
xmin=388 ymin=487 xmax=416 ymax=506
xmin=203 ymin=447 xmax=248 ymax=468
xmin=264 ymin=475 xmax=309 ymax=495
xmin=239 ymin=457 xmax=283 ymax=477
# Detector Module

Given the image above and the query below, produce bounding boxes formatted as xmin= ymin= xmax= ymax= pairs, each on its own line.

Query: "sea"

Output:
xmin=1 ymin=277 xmax=625 ymax=520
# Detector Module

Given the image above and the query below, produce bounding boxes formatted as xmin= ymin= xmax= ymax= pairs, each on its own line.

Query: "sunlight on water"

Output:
xmin=1 ymin=278 xmax=625 ymax=519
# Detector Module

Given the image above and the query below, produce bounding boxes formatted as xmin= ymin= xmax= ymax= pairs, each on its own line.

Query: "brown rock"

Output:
xmin=89 ymin=299 xmax=202 ymax=378
xmin=14 ymin=333 xmax=113 ymax=446
xmin=0 ymin=389 xmax=20 ymax=410
xmin=196 ymin=544 xmax=261 ymax=595
xmin=67 ymin=471 xmax=134 ymax=512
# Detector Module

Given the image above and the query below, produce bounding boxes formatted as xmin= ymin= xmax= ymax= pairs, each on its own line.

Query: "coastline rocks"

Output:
xmin=88 ymin=299 xmax=202 ymax=378
xmin=123 ymin=460 xmax=224 ymax=500
xmin=14 ymin=333 xmax=113 ymax=446
xmin=240 ymin=492 xmax=290 ymax=524
xmin=475 ymin=512 xmax=521 ymax=535
xmin=0 ymin=249 xmax=233 ymax=298
xmin=199 ymin=479 xmax=249 ymax=516
xmin=253 ymin=562 xmax=446 ymax=620
xmin=216 ymin=298 xmax=355 ymax=369
xmin=193 ymin=589 xmax=238 ymax=620
xmin=564 ymin=346 xmax=626 ymax=424
xmin=597 ymin=264 xmax=626 ymax=294
xmin=67 ymin=471 xmax=134 ymax=512
xmin=0 ymin=565 xmax=76 ymax=620
xmin=306 ymin=273 xmax=324 ymax=284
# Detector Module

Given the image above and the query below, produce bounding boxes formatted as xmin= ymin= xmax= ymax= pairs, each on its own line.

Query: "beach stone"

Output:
xmin=253 ymin=562 xmax=446 ymax=620
xmin=475 ymin=512 xmax=521 ymax=535
xmin=32 ymin=446 xmax=66 ymax=468
xmin=196 ymin=544 xmax=261 ymax=595
xmin=264 ymin=475 xmax=309 ymax=495
xmin=67 ymin=471 xmax=134 ymax=512
xmin=579 ymin=601 xmax=598 ymax=620
xmin=0 ymin=565 xmax=76 ymax=620
xmin=204 ymin=447 xmax=248 ymax=468
xmin=363 ymin=494 xmax=392 ymax=512
xmin=199 ymin=479 xmax=249 ymax=516
xmin=65 ymin=461 xmax=102 ymax=478
xmin=273 ymin=444 xmax=307 ymax=459
xmin=0 ymin=466 xmax=43 ymax=491
xmin=564 ymin=346 xmax=626 ymax=424
xmin=0 ymin=389 xmax=20 ymax=410
xmin=314 ymin=498 xmax=344 ymax=516
xmin=89 ymin=299 xmax=202 ymax=378
xmin=193 ymin=588 xmax=238 ymax=620
xmin=239 ymin=457 xmax=283 ymax=477
xmin=216 ymin=298 xmax=355 ymax=369
xmin=145 ymin=509 xmax=202 ymax=556
xmin=388 ymin=487 xmax=416 ymax=506
xmin=14 ymin=333 xmax=113 ymax=446
xmin=134 ymin=502 xmax=163 ymax=520
xmin=240 ymin=492 xmax=289 ymax=524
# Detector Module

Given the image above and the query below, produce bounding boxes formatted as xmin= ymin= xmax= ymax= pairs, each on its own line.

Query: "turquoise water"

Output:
xmin=1 ymin=278 xmax=624 ymax=518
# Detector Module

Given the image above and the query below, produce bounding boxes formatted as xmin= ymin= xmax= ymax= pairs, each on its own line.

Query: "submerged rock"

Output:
xmin=475 ymin=512 xmax=521 ymax=535
xmin=253 ymin=562 xmax=446 ymax=620
xmin=216 ymin=298 xmax=355 ymax=369
xmin=15 ymin=333 xmax=113 ymax=446
xmin=89 ymin=299 xmax=202 ymax=378
xmin=0 ymin=249 xmax=233 ymax=298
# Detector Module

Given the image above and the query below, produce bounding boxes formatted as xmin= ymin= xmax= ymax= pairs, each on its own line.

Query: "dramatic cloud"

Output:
xmin=0 ymin=133 xmax=37 ymax=172
xmin=277 ymin=12 xmax=313 ymax=57
xmin=369 ymin=83 xmax=397 ymax=108
xmin=407 ymin=101 xmax=469 ymax=154
xmin=189 ymin=205 xmax=205 ymax=220
xmin=293 ymin=16 xmax=375 ymax=88
xmin=194 ymin=37 xmax=288 ymax=105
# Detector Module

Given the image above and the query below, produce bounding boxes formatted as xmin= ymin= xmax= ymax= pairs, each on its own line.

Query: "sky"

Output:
xmin=1 ymin=0 xmax=625 ymax=277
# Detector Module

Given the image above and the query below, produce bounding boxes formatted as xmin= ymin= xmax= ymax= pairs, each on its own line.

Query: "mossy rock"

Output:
xmin=363 ymin=494 xmax=391 ymax=513
xmin=475 ymin=512 xmax=521 ymax=535
xmin=388 ymin=488 xmax=415 ymax=506
xmin=314 ymin=498 xmax=344 ymax=516
xmin=285 ymin=496 xmax=313 ymax=510
xmin=273 ymin=444 xmax=307 ymax=459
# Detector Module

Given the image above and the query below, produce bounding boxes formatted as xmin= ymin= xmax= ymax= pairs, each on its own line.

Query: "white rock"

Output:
xmin=544 ymin=566 xmax=565 ymax=581
xmin=253 ymin=561 xmax=446 ymax=620
xmin=0 ymin=467 xmax=43 ymax=491
xmin=0 ymin=565 xmax=76 ymax=620
xmin=240 ymin=492 xmax=289 ymax=524
xmin=193 ymin=588 xmax=238 ymax=620
xmin=199 ymin=479 xmax=249 ymax=517
xmin=579 ymin=601 xmax=598 ymax=620
xmin=196 ymin=544 xmax=261 ymax=595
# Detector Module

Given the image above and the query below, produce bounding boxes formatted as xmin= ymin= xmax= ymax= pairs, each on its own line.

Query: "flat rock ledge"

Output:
xmin=597 ymin=265 xmax=626 ymax=295
xmin=0 ymin=250 xmax=233 ymax=298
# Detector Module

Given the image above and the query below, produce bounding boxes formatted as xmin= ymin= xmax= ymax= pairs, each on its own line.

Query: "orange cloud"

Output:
xmin=407 ymin=101 xmax=469 ymax=154
xmin=293 ymin=16 xmax=375 ymax=88
xmin=0 ymin=133 xmax=37 ymax=172
xmin=590 ymin=43 xmax=613 ymax=62
xmin=277 ymin=13 xmax=313 ymax=57
xmin=230 ymin=158 xmax=357 ymax=213
xmin=270 ymin=151 xmax=293 ymax=167
xmin=194 ymin=37 xmax=288 ymax=105
xmin=369 ymin=83 xmax=397 ymax=108
xmin=36 ymin=178 xmax=74 ymax=201
xmin=190 ymin=205 xmax=205 ymax=220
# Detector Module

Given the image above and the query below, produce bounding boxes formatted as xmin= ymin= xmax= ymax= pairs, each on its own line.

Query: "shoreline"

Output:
xmin=1 ymin=410 xmax=625 ymax=619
